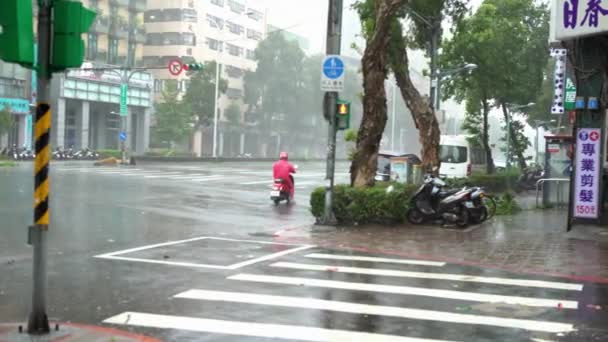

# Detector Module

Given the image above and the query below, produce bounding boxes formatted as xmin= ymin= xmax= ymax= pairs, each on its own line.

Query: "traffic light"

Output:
xmin=336 ymin=100 xmax=351 ymax=130
xmin=52 ymin=0 xmax=96 ymax=71
xmin=0 ymin=0 xmax=35 ymax=66
xmin=183 ymin=63 xmax=204 ymax=71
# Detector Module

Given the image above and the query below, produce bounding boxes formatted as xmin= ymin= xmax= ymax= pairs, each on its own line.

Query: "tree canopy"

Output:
xmin=152 ymin=80 xmax=194 ymax=146
xmin=182 ymin=61 xmax=228 ymax=128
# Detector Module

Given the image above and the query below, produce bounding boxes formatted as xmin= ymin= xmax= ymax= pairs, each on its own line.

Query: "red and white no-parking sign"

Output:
xmin=168 ymin=59 xmax=184 ymax=76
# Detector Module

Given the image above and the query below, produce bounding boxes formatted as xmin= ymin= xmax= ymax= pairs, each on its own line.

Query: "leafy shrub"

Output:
xmin=310 ymin=183 xmax=418 ymax=225
xmin=495 ymin=192 xmax=521 ymax=215
xmin=445 ymin=171 xmax=520 ymax=194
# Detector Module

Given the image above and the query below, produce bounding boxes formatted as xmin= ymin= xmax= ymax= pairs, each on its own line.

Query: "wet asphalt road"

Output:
xmin=1 ymin=161 xmax=607 ymax=341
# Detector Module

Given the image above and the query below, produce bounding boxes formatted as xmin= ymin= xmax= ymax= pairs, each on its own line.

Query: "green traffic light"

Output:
xmin=52 ymin=0 xmax=97 ymax=71
xmin=0 ymin=0 xmax=35 ymax=66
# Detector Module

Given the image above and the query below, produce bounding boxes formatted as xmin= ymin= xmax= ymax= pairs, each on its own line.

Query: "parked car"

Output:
xmin=439 ymin=135 xmax=492 ymax=178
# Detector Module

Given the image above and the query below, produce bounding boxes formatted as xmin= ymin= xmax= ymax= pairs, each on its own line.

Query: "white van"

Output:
xmin=439 ymin=135 xmax=485 ymax=178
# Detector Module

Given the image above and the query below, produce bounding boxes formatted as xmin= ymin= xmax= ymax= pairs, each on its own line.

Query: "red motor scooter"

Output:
xmin=270 ymin=175 xmax=294 ymax=205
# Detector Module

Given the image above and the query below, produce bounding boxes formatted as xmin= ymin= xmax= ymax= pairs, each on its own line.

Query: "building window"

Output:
xmin=86 ymin=33 xmax=98 ymax=60
xmin=108 ymin=38 xmax=119 ymax=64
xmin=206 ymin=38 xmax=223 ymax=51
xmin=146 ymin=33 xmax=162 ymax=45
xmin=181 ymin=33 xmax=196 ymax=46
xmin=246 ymin=49 xmax=255 ymax=60
xmin=226 ymin=44 xmax=243 ymax=57
xmin=226 ymin=21 xmax=244 ymax=35
xmin=228 ymin=0 xmax=245 ymax=14
xmin=224 ymin=65 xmax=243 ymax=78
xmin=247 ymin=9 xmax=263 ymax=21
xmin=226 ymin=87 xmax=242 ymax=99
xmin=211 ymin=0 xmax=224 ymax=7
xmin=144 ymin=9 xmax=163 ymax=22
xmin=206 ymin=14 xmax=223 ymax=28
xmin=246 ymin=29 xmax=262 ymax=41
xmin=183 ymin=9 xmax=197 ymax=22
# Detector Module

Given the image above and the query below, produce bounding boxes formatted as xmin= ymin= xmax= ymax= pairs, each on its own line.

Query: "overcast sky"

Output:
xmin=253 ymin=0 xmax=485 ymax=56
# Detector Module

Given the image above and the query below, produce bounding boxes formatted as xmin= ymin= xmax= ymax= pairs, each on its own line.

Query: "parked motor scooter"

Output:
xmin=406 ymin=173 xmax=474 ymax=227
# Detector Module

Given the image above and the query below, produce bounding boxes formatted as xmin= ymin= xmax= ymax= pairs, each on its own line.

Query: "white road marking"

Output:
xmin=175 ymin=289 xmax=575 ymax=333
xmin=94 ymin=237 xmax=313 ymax=270
xmin=272 ymin=262 xmax=583 ymax=291
xmin=164 ymin=174 xmax=206 ymax=180
xmin=240 ymin=180 xmax=270 ymax=185
xmin=229 ymin=274 xmax=579 ymax=309
xmin=190 ymin=176 xmax=228 ymax=182
xmin=143 ymin=172 xmax=183 ymax=178
xmin=305 ymin=253 xmax=446 ymax=267
xmin=227 ymin=246 xmax=315 ymax=269
xmin=104 ymin=312 xmax=454 ymax=342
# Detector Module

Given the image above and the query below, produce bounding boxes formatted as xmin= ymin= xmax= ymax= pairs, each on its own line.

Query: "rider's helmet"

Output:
xmin=279 ymin=151 xmax=289 ymax=161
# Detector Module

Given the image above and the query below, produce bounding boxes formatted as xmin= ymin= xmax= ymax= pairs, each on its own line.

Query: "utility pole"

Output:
xmin=28 ymin=0 xmax=52 ymax=333
xmin=321 ymin=0 xmax=343 ymax=225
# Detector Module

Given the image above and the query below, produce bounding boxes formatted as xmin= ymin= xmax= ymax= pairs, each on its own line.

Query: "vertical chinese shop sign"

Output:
xmin=574 ymin=128 xmax=602 ymax=219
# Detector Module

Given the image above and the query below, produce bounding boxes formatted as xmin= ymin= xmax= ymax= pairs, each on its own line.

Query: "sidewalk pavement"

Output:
xmin=274 ymin=208 xmax=608 ymax=283
xmin=0 ymin=323 xmax=160 ymax=342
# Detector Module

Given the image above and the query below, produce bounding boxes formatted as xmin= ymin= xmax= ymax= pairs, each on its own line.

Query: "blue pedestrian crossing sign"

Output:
xmin=321 ymin=55 xmax=345 ymax=92
xmin=119 ymin=131 xmax=127 ymax=142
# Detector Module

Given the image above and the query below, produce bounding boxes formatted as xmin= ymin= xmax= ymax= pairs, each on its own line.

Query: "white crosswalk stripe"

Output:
xmin=270 ymin=262 xmax=584 ymax=291
xmin=101 ymin=248 xmax=583 ymax=340
xmin=174 ymin=289 xmax=575 ymax=333
xmin=229 ymin=273 xmax=579 ymax=309
xmin=305 ymin=253 xmax=447 ymax=266
xmin=104 ymin=312 xmax=453 ymax=342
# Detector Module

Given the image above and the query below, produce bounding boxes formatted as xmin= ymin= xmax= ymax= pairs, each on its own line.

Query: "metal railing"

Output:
xmin=536 ymin=178 xmax=570 ymax=208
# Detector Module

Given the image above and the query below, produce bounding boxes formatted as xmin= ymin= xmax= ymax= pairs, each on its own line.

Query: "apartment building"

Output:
xmin=47 ymin=0 xmax=154 ymax=153
xmin=143 ymin=0 xmax=266 ymax=156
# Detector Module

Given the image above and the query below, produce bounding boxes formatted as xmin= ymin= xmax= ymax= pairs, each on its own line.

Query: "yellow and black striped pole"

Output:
xmin=33 ymin=103 xmax=51 ymax=227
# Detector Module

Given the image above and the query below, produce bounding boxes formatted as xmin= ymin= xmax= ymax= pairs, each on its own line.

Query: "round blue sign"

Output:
xmin=579 ymin=131 xmax=589 ymax=141
xmin=323 ymin=57 xmax=345 ymax=80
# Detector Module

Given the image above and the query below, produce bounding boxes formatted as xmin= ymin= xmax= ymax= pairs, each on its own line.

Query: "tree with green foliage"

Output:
xmin=152 ymin=80 xmax=194 ymax=146
xmin=224 ymin=102 xmax=241 ymax=126
xmin=350 ymin=0 xmax=469 ymax=186
xmin=243 ymin=33 xmax=305 ymax=138
xmin=182 ymin=61 xmax=228 ymax=128
xmin=500 ymin=119 xmax=530 ymax=166
xmin=441 ymin=0 xmax=549 ymax=171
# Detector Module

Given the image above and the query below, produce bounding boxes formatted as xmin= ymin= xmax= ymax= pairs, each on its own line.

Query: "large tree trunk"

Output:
xmin=481 ymin=98 xmax=495 ymax=174
xmin=350 ymin=0 xmax=406 ymax=187
xmin=501 ymin=104 xmax=527 ymax=170
xmin=389 ymin=31 xmax=441 ymax=172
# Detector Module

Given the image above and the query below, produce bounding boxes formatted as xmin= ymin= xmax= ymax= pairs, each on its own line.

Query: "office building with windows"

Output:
xmin=143 ymin=0 xmax=266 ymax=156
xmin=46 ymin=0 xmax=154 ymax=153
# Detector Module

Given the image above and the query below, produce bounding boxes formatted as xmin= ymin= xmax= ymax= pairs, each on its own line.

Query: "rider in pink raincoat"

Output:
xmin=272 ymin=151 xmax=296 ymax=198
